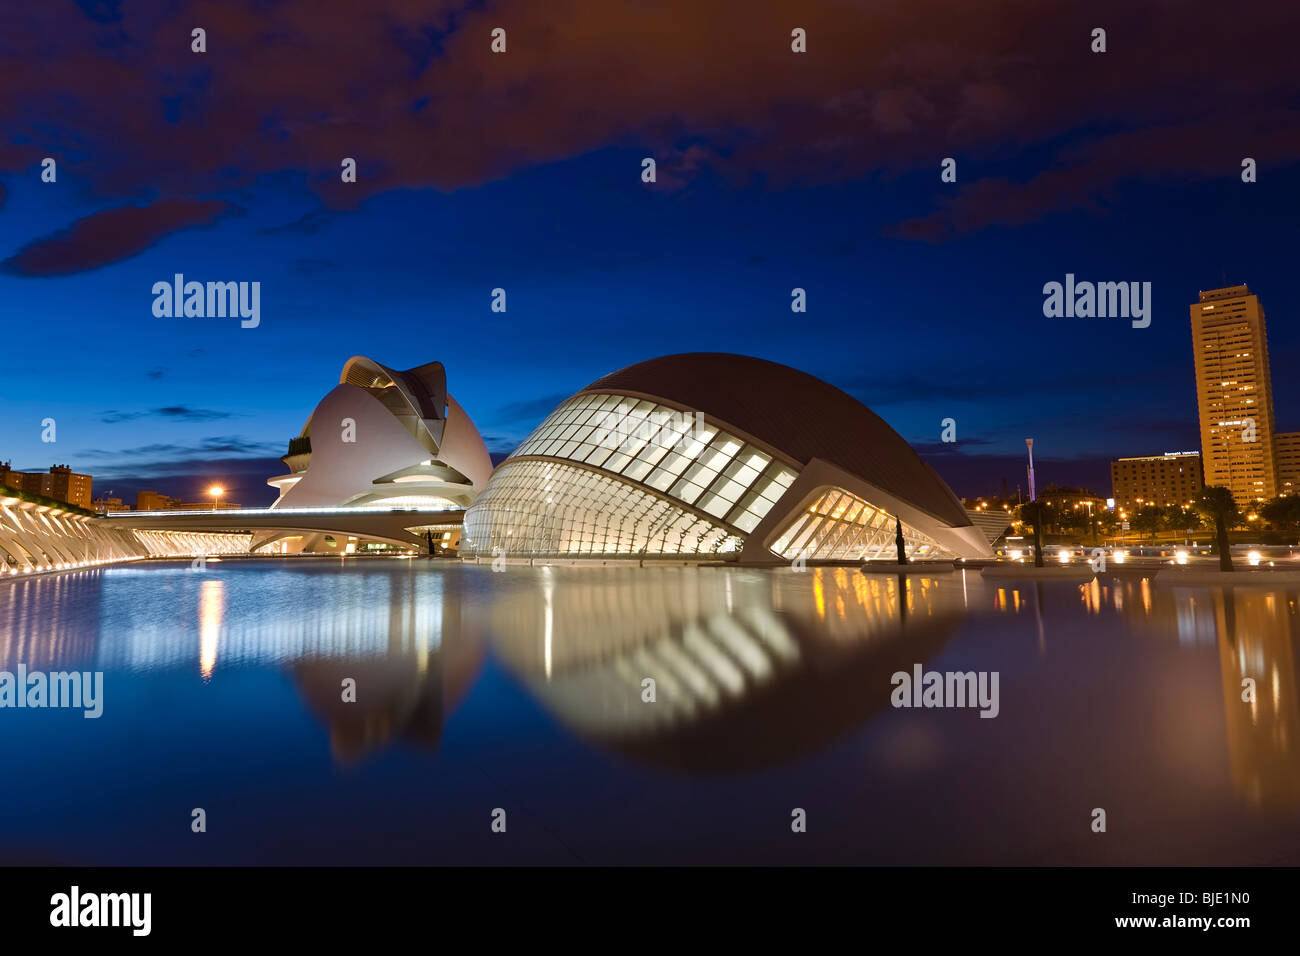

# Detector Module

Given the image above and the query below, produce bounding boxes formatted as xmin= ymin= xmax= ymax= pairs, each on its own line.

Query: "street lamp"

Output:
xmin=1025 ymin=438 xmax=1043 ymax=567
xmin=1025 ymin=439 xmax=1037 ymax=502
xmin=209 ymin=485 xmax=224 ymax=510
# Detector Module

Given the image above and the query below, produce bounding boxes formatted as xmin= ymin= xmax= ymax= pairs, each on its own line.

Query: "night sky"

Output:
xmin=2 ymin=1 xmax=1298 ymax=507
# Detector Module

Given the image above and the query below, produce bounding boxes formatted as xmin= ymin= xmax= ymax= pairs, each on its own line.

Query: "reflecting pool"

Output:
xmin=1 ymin=559 xmax=1298 ymax=864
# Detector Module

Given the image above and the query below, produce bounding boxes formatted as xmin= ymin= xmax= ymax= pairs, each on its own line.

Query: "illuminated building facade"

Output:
xmin=267 ymin=355 xmax=492 ymax=511
xmin=1276 ymin=431 xmax=1300 ymax=496
xmin=462 ymin=353 xmax=992 ymax=564
xmin=0 ymin=463 xmax=93 ymax=510
xmin=1110 ymin=452 xmax=1204 ymax=509
xmin=1191 ymin=286 xmax=1278 ymax=504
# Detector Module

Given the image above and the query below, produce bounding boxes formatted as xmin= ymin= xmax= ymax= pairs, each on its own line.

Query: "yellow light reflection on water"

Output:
xmin=543 ymin=568 xmax=554 ymax=680
xmin=833 ymin=568 xmax=849 ymax=620
xmin=198 ymin=578 xmax=225 ymax=679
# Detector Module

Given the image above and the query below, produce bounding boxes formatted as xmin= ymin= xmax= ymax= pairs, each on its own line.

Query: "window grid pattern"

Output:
xmin=771 ymin=488 xmax=954 ymax=561
xmin=462 ymin=460 xmax=743 ymax=557
xmin=507 ymin=393 xmax=798 ymax=534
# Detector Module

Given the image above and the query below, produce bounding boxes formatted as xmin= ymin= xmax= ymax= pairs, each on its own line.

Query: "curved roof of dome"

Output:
xmin=581 ymin=352 xmax=971 ymax=527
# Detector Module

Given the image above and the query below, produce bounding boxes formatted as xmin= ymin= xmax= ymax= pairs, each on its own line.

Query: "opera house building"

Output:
xmin=462 ymin=353 xmax=992 ymax=565
xmin=262 ymin=355 xmax=492 ymax=552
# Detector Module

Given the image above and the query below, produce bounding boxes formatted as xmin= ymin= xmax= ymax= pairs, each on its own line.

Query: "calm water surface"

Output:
xmin=1 ymin=558 xmax=1298 ymax=864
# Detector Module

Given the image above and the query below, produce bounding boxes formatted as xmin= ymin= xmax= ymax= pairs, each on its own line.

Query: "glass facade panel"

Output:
xmin=462 ymin=460 xmax=743 ymax=557
xmin=770 ymin=488 xmax=955 ymax=562
xmin=646 ymin=467 xmax=676 ymax=492
xmin=697 ymin=493 xmax=732 ymax=519
xmin=672 ymin=479 xmax=706 ymax=504
xmin=499 ymin=393 xmax=805 ymax=547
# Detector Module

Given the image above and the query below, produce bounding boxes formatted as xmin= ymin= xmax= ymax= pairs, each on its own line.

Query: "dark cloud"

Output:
xmin=0 ymin=0 xmax=1294 ymax=249
xmin=78 ymin=436 xmax=279 ymax=460
xmin=192 ymin=437 xmax=275 ymax=455
xmin=2 ymin=199 xmax=233 ymax=276
xmin=155 ymin=406 xmax=232 ymax=421
xmin=260 ymin=211 xmax=336 ymax=236
xmin=73 ymin=1 xmax=124 ymax=25
xmin=892 ymin=113 xmax=1300 ymax=240
xmin=98 ymin=406 xmax=235 ymax=424
xmin=909 ymin=438 xmax=996 ymax=456
xmin=479 ymin=435 xmax=522 ymax=460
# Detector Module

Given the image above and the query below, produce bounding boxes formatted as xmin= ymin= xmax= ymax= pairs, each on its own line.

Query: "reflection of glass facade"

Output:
xmin=465 ymin=392 xmax=800 ymax=557
xmin=771 ymin=488 xmax=954 ymax=561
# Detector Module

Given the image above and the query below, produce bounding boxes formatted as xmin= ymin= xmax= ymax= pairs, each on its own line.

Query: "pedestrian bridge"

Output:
xmin=104 ymin=505 xmax=464 ymax=554
xmin=0 ymin=490 xmax=249 ymax=575
xmin=0 ymin=492 xmax=462 ymax=577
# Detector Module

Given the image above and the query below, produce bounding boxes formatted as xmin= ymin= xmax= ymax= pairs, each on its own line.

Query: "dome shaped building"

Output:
xmin=462 ymin=353 xmax=992 ymax=564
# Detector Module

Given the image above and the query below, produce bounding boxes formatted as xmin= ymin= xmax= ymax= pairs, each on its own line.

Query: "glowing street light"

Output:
xmin=209 ymin=485 xmax=224 ymax=510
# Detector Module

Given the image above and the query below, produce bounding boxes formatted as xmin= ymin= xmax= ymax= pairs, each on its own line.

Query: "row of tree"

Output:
xmin=1017 ymin=485 xmax=1260 ymax=571
xmin=1015 ymin=493 xmax=1300 ymax=539
xmin=1119 ymin=493 xmax=1300 ymax=536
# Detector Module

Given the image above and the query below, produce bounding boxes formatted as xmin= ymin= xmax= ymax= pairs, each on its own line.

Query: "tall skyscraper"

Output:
xmin=1191 ymin=285 xmax=1278 ymax=505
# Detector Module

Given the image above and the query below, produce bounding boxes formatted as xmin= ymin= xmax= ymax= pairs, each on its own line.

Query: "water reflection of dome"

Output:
xmin=294 ymin=658 xmax=446 ymax=762
xmin=286 ymin=579 xmax=482 ymax=764
xmin=480 ymin=566 xmax=968 ymax=772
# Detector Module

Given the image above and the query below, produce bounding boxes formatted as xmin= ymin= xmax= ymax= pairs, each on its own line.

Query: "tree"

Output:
xmin=1017 ymin=500 xmax=1045 ymax=566
xmin=1194 ymin=486 xmax=1242 ymax=572
xmin=1131 ymin=506 xmax=1165 ymax=543
xmin=1260 ymin=495 xmax=1300 ymax=532
xmin=1165 ymin=506 xmax=1203 ymax=533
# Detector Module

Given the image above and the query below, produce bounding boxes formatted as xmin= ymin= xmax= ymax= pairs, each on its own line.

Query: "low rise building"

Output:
xmin=1276 ymin=432 xmax=1300 ymax=496
xmin=1111 ymin=452 xmax=1204 ymax=509
xmin=0 ymin=462 xmax=93 ymax=510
